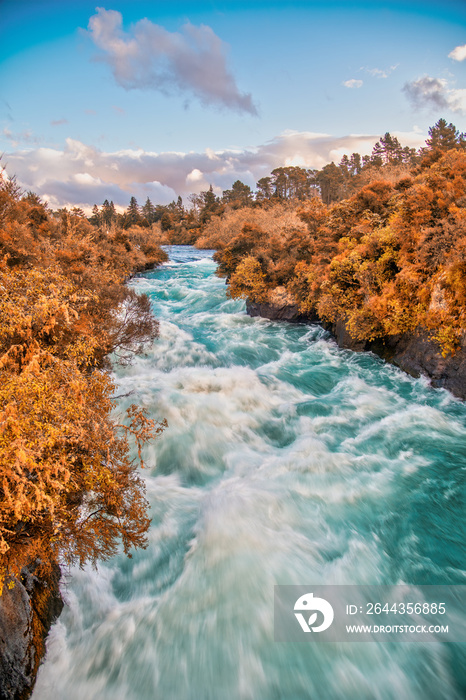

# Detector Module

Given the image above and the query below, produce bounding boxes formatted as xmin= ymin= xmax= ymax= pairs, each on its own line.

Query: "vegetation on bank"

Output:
xmin=194 ymin=119 xmax=465 ymax=356
xmin=0 ymin=173 xmax=168 ymax=589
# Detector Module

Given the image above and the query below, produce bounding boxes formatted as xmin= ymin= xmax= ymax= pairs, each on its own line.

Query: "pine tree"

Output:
xmin=256 ymin=177 xmax=273 ymax=201
xmin=379 ymin=133 xmax=403 ymax=164
xmin=425 ymin=119 xmax=465 ymax=152
xmin=125 ymin=196 xmax=140 ymax=228
xmin=101 ymin=199 xmax=116 ymax=227
xmin=89 ymin=204 xmax=101 ymax=227
xmin=142 ymin=197 xmax=156 ymax=225
xmin=222 ymin=180 xmax=253 ymax=206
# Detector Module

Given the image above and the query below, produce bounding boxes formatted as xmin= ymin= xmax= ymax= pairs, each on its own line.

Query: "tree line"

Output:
xmin=87 ymin=119 xmax=464 ymax=242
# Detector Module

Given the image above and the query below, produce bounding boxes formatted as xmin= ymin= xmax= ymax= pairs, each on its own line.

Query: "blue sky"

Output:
xmin=1 ymin=0 xmax=465 ymax=210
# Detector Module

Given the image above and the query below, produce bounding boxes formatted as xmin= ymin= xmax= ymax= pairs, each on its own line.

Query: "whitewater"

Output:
xmin=32 ymin=246 xmax=466 ymax=700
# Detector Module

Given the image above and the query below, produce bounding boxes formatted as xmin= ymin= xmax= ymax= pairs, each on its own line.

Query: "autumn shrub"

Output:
xmin=214 ymin=148 xmax=466 ymax=354
xmin=0 ymin=173 xmax=168 ymax=585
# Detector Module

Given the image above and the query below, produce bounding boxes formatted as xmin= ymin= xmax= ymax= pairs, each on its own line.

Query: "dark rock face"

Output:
xmin=246 ymin=300 xmax=466 ymax=400
xmin=390 ymin=332 xmax=466 ymax=398
xmin=0 ymin=562 xmax=63 ymax=700
xmin=246 ymin=299 xmax=318 ymax=324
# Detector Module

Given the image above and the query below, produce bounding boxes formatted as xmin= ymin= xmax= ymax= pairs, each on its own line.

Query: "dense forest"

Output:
xmin=0 ymin=174 xmax=168 ymax=588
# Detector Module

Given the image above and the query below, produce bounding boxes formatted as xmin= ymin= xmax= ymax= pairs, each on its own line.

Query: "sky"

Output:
xmin=1 ymin=0 xmax=465 ymax=211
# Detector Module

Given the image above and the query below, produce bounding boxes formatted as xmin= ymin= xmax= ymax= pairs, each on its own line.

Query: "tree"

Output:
xmin=228 ymin=256 xmax=268 ymax=303
xmin=256 ymin=177 xmax=273 ymax=201
xmin=191 ymin=185 xmax=222 ymax=224
xmin=89 ymin=204 xmax=101 ymax=227
xmin=222 ymin=180 xmax=253 ymax=207
xmin=101 ymin=199 xmax=116 ymax=228
xmin=124 ymin=196 xmax=140 ymax=228
xmin=379 ymin=132 xmax=403 ymax=165
xmin=142 ymin=197 xmax=156 ymax=225
xmin=0 ymin=171 xmax=170 ymax=582
xmin=316 ymin=163 xmax=346 ymax=203
xmin=160 ymin=211 xmax=172 ymax=232
xmin=425 ymin=119 xmax=465 ymax=153
xmin=371 ymin=140 xmax=384 ymax=167
xmin=349 ymin=153 xmax=362 ymax=176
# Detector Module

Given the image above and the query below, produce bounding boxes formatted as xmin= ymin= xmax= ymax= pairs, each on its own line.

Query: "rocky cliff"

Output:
xmin=0 ymin=563 xmax=63 ymax=700
xmin=247 ymin=293 xmax=466 ymax=401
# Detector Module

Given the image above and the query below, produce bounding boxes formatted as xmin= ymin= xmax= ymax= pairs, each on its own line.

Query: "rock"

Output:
xmin=246 ymin=291 xmax=319 ymax=323
xmin=390 ymin=331 xmax=466 ymax=399
xmin=0 ymin=562 xmax=63 ymax=700
xmin=325 ymin=318 xmax=369 ymax=353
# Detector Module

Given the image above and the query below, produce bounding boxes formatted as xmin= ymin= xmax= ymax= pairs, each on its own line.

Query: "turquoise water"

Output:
xmin=33 ymin=246 xmax=466 ymax=700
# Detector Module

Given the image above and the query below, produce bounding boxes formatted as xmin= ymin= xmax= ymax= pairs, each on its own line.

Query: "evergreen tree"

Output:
xmin=349 ymin=153 xmax=362 ymax=176
xmin=89 ymin=204 xmax=101 ymax=227
xmin=371 ymin=141 xmax=384 ymax=167
xmin=198 ymin=185 xmax=221 ymax=224
xmin=425 ymin=119 xmax=465 ymax=152
xmin=142 ymin=197 xmax=156 ymax=225
xmin=101 ymin=199 xmax=116 ymax=227
xmin=222 ymin=180 xmax=253 ymax=207
xmin=160 ymin=211 xmax=172 ymax=231
xmin=125 ymin=196 xmax=140 ymax=228
xmin=316 ymin=162 xmax=346 ymax=204
xmin=339 ymin=155 xmax=350 ymax=175
xmin=379 ymin=133 xmax=403 ymax=164
xmin=256 ymin=176 xmax=273 ymax=201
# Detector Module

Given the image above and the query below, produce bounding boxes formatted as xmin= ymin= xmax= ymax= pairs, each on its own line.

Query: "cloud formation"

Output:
xmin=3 ymin=129 xmax=426 ymax=212
xmin=449 ymin=44 xmax=466 ymax=61
xmin=403 ymin=75 xmax=466 ymax=113
xmin=364 ymin=65 xmax=398 ymax=79
xmin=3 ymin=127 xmax=41 ymax=148
xmin=87 ymin=8 xmax=257 ymax=115
xmin=343 ymin=79 xmax=363 ymax=89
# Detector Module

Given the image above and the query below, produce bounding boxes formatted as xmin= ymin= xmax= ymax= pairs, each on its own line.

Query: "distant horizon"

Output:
xmin=1 ymin=0 xmax=465 ymax=210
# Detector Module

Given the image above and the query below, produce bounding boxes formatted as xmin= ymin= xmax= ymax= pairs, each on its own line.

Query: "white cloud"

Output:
xmin=364 ymin=65 xmax=398 ymax=79
xmin=343 ymin=79 xmax=363 ymax=89
xmin=449 ymin=44 xmax=466 ymax=61
xmin=449 ymin=88 xmax=466 ymax=112
xmin=3 ymin=127 xmax=41 ymax=148
xmin=186 ymin=168 xmax=204 ymax=183
xmin=3 ymin=129 xmax=428 ymax=212
xmin=87 ymin=8 xmax=257 ymax=116
xmin=403 ymin=75 xmax=466 ymax=113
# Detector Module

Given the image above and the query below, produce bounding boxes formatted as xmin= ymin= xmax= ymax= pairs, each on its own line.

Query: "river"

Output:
xmin=33 ymin=246 xmax=466 ymax=700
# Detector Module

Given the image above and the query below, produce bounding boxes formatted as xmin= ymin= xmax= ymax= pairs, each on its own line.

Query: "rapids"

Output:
xmin=32 ymin=246 xmax=466 ymax=700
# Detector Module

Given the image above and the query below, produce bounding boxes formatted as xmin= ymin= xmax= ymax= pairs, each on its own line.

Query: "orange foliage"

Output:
xmin=0 ymin=172 xmax=168 ymax=585
xmin=213 ymin=148 xmax=466 ymax=353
